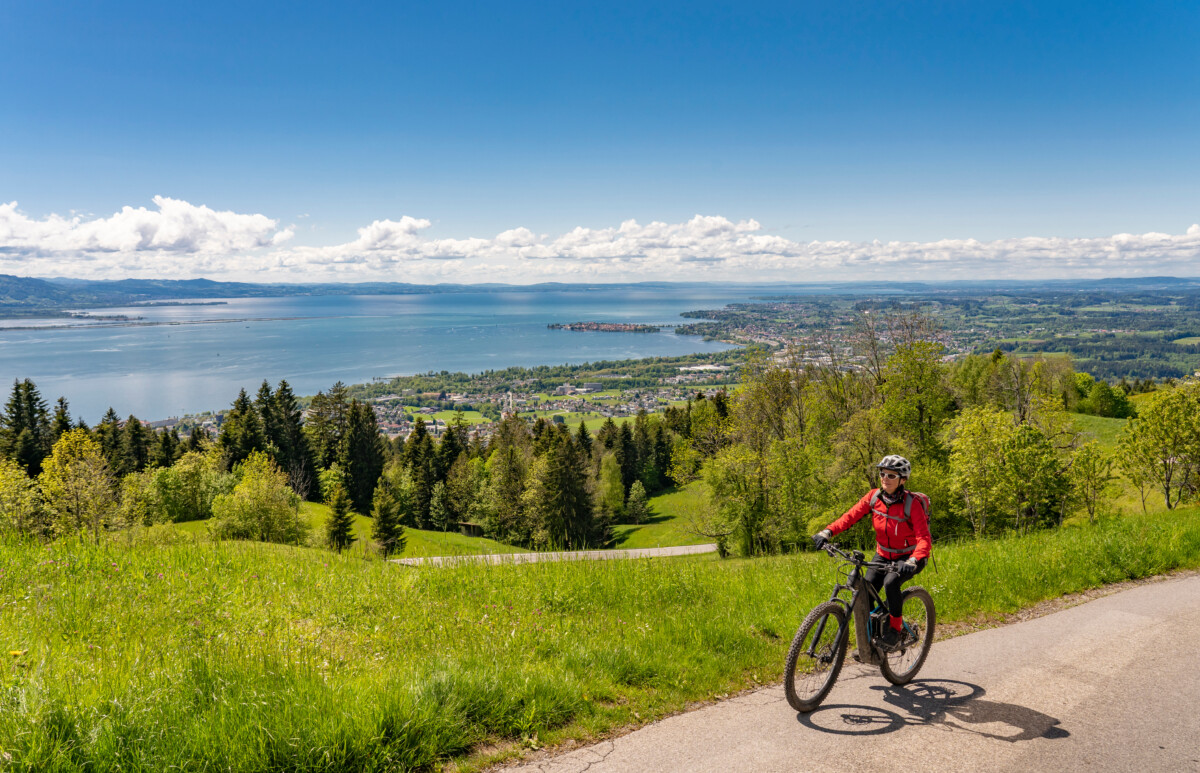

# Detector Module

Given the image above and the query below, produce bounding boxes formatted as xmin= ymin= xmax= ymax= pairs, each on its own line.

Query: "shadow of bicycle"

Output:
xmin=797 ymin=679 xmax=1069 ymax=742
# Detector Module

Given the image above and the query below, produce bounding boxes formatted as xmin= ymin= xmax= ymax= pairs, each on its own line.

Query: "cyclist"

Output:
xmin=812 ymin=454 xmax=932 ymax=651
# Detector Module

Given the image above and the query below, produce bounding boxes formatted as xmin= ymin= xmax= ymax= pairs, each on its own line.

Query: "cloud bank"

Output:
xmin=1 ymin=197 xmax=1198 ymax=283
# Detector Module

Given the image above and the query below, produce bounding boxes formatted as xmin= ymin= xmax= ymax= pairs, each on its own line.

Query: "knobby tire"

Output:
xmin=878 ymin=586 xmax=935 ymax=686
xmin=783 ymin=601 xmax=848 ymax=713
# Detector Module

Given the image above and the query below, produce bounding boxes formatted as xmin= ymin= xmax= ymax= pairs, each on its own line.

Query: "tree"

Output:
xmin=0 ymin=379 xmax=51 ymax=475
xmin=948 ymin=406 xmax=1016 ymax=537
xmin=324 ymin=483 xmax=355 ymax=551
xmin=626 ymin=480 xmax=650 ymax=524
xmin=304 ymin=382 xmax=351 ymax=469
xmin=340 ymin=400 xmax=385 ymax=513
xmin=148 ymin=451 xmax=235 ymax=523
xmin=119 ymin=415 xmax=152 ymax=474
xmin=597 ymin=453 xmax=625 ymax=522
xmin=38 ymin=429 xmax=118 ymax=543
xmin=217 ymin=389 xmax=266 ymax=470
xmin=880 ymin=341 xmax=954 ymax=462
xmin=1000 ymin=424 xmax=1064 ymax=534
xmin=370 ymin=482 xmax=406 ymax=556
xmin=429 ymin=481 xmax=451 ymax=531
xmin=0 ymin=457 xmax=45 ymax=538
xmin=50 ymin=397 xmax=73 ymax=445
xmin=209 ymin=452 xmax=309 ymax=544
xmin=1115 ymin=382 xmax=1200 ymax=510
xmin=522 ymin=432 xmax=596 ymax=549
xmin=271 ymin=380 xmax=315 ymax=499
xmin=1070 ymin=442 xmax=1116 ymax=524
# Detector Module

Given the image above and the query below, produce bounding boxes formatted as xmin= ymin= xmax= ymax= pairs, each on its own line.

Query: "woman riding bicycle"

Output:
xmin=812 ymin=454 xmax=932 ymax=651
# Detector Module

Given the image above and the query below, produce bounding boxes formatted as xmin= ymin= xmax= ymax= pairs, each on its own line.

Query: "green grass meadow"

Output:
xmin=173 ymin=502 xmax=524 ymax=559
xmin=611 ymin=483 xmax=713 ymax=549
xmin=3 ymin=506 xmax=1199 ymax=771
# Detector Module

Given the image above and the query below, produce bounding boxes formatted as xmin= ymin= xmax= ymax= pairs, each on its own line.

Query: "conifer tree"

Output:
xmin=271 ymin=381 xmax=315 ymax=499
xmin=151 ymin=427 xmax=179 ymax=468
xmin=51 ymin=397 xmax=73 ymax=445
xmin=95 ymin=408 xmax=123 ymax=470
xmin=304 ymin=381 xmax=351 ymax=469
xmin=0 ymin=379 xmax=51 ymax=475
xmin=254 ymin=381 xmax=281 ymax=456
xmin=626 ymin=480 xmax=650 ymax=524
xmin=217 ymin=389 xmax=266 ymax=470
xmin=119 ymin=415 xmax=151 ymax=474
xmin=429 ymin=480 xmax=451 ymax=531
xmin=576 ymin=420 xmax=593 ymax=458
xmin=340 ymin=400 xmax=385 ymax=513
xmin=186 ymin=425 xmax=208 ymax=452
xmin=370 ymin=481 xmax=405 ymax=557
xmin=324 ymin=483 xmax=355 ymax=551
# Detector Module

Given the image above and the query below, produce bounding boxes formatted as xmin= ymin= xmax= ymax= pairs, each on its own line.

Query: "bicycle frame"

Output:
xmin=810 ymin=544 xmax=899 ymax=667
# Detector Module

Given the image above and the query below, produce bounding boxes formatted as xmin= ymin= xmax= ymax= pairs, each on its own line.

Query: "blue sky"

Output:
xmin=1 ymin=1 xmax=1198 ymax=282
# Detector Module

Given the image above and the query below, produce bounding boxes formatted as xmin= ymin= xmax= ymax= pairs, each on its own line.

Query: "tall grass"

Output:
xmin=2 ymin=507 xmax=1198 ymax=771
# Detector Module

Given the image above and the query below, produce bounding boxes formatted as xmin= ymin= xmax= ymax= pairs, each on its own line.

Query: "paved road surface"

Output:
xmin=393 ymin=543 xmax=716 ymax=567
xmin=507 ymin=573 xmax=1200 ymax=772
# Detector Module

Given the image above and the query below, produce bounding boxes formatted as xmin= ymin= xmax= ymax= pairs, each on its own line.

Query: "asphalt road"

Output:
xmin=393 ymin=543 xmax=716 ymax=566
xmin=506 ymin=573 xmax=1200 ymax=773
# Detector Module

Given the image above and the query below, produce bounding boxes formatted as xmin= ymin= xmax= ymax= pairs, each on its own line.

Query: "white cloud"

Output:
xmin=1 ymin=197 xmax=1198 ymax=283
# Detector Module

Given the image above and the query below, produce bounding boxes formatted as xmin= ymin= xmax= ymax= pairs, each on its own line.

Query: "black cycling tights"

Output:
xmin=865 ymin=558 xmax=925 ymax=618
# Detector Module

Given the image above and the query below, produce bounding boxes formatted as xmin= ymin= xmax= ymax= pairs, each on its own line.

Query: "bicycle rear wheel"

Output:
xmin=879 ymin=586 xmax=935 ymax=686
xmin=783 ymin=601 xmax=848 ymax=712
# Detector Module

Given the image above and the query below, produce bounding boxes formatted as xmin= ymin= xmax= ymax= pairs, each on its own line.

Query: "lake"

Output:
xmin=0 ymin=287 xmax=759 ymax=422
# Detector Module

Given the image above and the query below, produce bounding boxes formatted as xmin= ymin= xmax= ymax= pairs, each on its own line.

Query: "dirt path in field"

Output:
xmin=502 ymin=572 xmax=1200 ymax=772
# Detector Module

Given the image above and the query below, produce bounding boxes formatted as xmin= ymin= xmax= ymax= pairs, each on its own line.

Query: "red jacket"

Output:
xmin=827 ymin=489 xmax=932 ymax=561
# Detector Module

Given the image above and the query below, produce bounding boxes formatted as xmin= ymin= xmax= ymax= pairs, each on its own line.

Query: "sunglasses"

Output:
xmin=879 ymin=472 xmax=902 ymax=481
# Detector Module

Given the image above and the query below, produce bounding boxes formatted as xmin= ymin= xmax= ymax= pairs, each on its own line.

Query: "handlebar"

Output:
xmin=821 ymin=542 xmax=907 ymax=574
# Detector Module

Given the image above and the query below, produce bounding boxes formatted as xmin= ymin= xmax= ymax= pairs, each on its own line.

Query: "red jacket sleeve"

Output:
xmin=910 ymin=496 xmax=933 ymax=561
xmin=826 ymin=490 xmax=876 ymax=536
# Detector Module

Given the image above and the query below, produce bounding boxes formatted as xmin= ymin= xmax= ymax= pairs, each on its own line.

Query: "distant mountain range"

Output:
xmin=3 ymin=274 xmax=1199 ymax=315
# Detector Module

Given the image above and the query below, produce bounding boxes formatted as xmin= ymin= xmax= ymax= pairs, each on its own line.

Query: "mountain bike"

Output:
xmin=783 ymin=542 xmax=936 ymax=713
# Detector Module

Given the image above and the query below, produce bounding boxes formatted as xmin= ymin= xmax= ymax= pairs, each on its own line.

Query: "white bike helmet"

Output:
xmin=876 ymin=454 xmax=911 ymax=478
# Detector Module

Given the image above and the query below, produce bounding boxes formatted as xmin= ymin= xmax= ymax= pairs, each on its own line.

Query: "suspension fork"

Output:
xmin=806 ymin=573 xmax=857 ymax=658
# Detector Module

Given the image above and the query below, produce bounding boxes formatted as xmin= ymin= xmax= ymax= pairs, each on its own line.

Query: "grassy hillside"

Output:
xmin=174 ymin=501 xmax=524 ymax=559
xmin=1072 ymin=413 xmax=1127 ymax=449
xmin=4 ymin=507 xmax=1199 ymax=771
xmin=612 ymin=482 xmax=713 ymax=549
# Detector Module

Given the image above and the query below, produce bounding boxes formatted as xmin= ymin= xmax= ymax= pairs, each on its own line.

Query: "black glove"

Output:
xmin=898 ymin=558 xmax=920 ymax=579
xmin=812 ymin=529 xmax=831 ymax=549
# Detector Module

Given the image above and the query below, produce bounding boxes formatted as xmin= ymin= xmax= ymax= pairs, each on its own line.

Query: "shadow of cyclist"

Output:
xmin=797 ymin=679 xmax=1069 ymax=742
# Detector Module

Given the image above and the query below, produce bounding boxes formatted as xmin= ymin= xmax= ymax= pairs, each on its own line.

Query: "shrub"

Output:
xmin=209 ymin=452 xmax=309 ymax=544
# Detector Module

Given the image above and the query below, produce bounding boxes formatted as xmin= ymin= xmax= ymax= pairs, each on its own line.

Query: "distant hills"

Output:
xmin=3 ymin=273 xmax=1199 ymax=315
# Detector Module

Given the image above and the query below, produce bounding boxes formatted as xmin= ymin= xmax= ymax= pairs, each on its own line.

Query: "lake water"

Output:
xmin=0 ymin=287 xmax=761 ymax=422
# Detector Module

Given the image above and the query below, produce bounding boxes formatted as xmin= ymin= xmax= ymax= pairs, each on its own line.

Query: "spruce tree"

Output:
xmin=95 ymin=408 xmax=123 ymax=470
xmin=186 ymin=425 xmax=208 ymax=452
xmin=340 ymin=400 xmax=385 ymax=513
xmin=626 ymin=480 xmax=650 ymax=524
xmin=370 ymin=482 xmax=405 ymax=557
xmin=0 ymin=379 xmax=51 ymax=475
xmin=429 ymin=480 xmax=451 ymax=531
xmin=324 ymin=483 xmax=355 ymax=552
xmin=272 ymin=381 xmax=315 ymax=499
xmin=576 ymin=420 xmax=593 ymax=458
xmin=217 ymin=389 xmax=266 ymax=470
xmin=119 ymin=415 xmax=151 ymax=474
xmin=51 ymin=397 xmax=73 ymax=445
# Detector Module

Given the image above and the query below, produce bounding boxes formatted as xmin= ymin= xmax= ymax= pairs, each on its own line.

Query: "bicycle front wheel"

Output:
xmin=783 ymin=601 xmax=848 ymax=712
xmin=879 ymin=586 xmax=935 ymax=685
